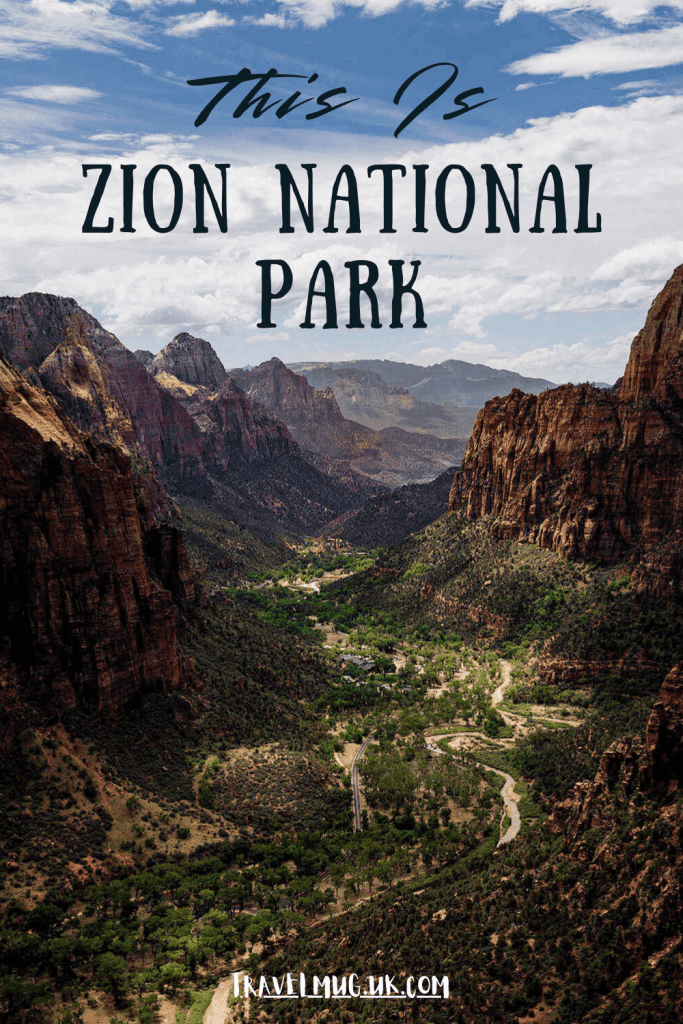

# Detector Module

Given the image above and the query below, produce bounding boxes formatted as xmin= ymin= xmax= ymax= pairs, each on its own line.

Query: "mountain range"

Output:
xmin=289 ymin=358 xmax=555 ymax=438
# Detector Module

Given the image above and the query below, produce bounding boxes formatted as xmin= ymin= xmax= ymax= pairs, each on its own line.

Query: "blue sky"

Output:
xmin=2 ymin=1 xmax=683 ymax=383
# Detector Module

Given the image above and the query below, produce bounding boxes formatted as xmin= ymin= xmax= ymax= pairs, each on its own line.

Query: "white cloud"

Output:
xmin=123 ymin=0 xmax=195 ymax=7
xmin=2 ymin=93 xmax=683 ymax=379
xmin=6 ymin=85 xmax=102 ymax=103
xmin=466 ymin=0 xmax=683 ymax=28
xmin=0 ymin=0 xmax=155 ymax=60
xmin=507 ymin=25 xmax=683 ymax=79
xmin=255 ymin=0 xmax=445 ymax=29
xmin=592 ymin=239 xmax=683 ymax=282
xmin=417 ymin=333 xmax=633 ymax=383
xmin=612 ymin=79 xmax=659 ymax=91
xmin=164 ymin=9 xmax=235 ymax=34
xmin=242 ymin=12 xmax=289 ymax=26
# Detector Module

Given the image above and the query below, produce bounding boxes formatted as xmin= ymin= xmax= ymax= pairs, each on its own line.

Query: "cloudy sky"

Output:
xmin=2 ymin=0 xmax=683 ymax=383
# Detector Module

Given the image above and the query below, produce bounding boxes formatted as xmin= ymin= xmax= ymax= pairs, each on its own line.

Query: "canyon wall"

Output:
xmin=0 ymin=356 xmax=197 ymax=712
xmin=448 ymin=265 xmax=683 ymax=582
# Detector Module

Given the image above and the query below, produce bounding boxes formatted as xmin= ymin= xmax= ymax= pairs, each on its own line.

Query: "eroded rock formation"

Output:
xmin=448 ymin=265 xmax=683 ymax=580
xmin=150 ymin=332 xmax=228 ymax=389
xmin=550 ymin=662 xmax=683 ymax=836
xmin=0 ymin=293 xmax=207 ymax=493
xmin=0 ymin=356 xmax=197 ymax=712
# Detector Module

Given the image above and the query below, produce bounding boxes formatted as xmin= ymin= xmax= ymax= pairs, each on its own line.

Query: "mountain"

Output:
xmin=0 ymin=296 xmax=381 ymax=542
xmin=289 ymin=358 xmax=555 ymax=437
xmin=0 ymin=356 xmax=199 ymax=720
xmin=448 ymin=263 xmax=683 ymax=591
xmin=229 ymin=356 xmax=467 ymax=486
xmin=321 ymin=466 xmax=457 ymax=548
xmin=149 ymin=331 xmax=228 ymax=389
xmin=288 ymin=362 xmax=475 ymax=437
xmin=0 ymin=293 xmax=207 ymax=497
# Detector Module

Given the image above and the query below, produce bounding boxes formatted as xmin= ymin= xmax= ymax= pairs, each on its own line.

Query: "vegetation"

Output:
xmin=4 ymin=513 xmax=683 ymax=1022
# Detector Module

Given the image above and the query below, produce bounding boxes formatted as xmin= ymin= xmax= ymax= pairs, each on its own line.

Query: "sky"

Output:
xmin=2 ymin=1 xmax=683 ymax=384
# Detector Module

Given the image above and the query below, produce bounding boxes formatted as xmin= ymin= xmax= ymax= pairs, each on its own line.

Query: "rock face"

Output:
xmin=232 ymin=358 xmax=466 ymax=486
xmin=448 ymin=265 xmax=683 ymax=577
xmin=0 ymin=293 xmax=386 ymax=541
xmin=231 ymin=357 xmax=344 ymax=430
xmin=150 ymin=332 xmax=228 ymax=389
xmin=134 ymin=349 xmax=154 ymax=368
xmin=551 ymin=662 xmax=683 ymax=836
xmin=193 ymin=378 xmax=298 ymax=469
xmin=0 ymin=294 xmax=207 ymax=494
xmin=0 ymin=357 xmax=197 ymax=712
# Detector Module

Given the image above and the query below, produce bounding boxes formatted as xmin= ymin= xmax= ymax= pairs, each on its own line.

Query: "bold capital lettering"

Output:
xmin=575 ymin=164 xmax=601 ymax=233
xmin=143 ymin=165 xmax=183 ymax=233
xmin=190 ymin=163 xmax=230 ymax=233
xmin=345 ymin=260 xmax=381 ymax=328
xmin=256 ymin=259 xmax=293 ymax=328
xmin=323 ymin=166 xmax=361 ymax=234
xmin=481 ymin=163 xmax=521 ymax=233
xmin=82 ymin=164 xmax=113 ymax=233
xmin=277 ymin=164 xmax=316 ymax=233
xmin=529 ymin=164 xmax=567 ymax=234
xmin=367 ymin=164 xmax=406 ymax=233
xmin=301 ymin=261 xmax=338 ymax=329
xmin=435 ymin=165 xmax=475 ymax=233
xmin=120 ymin=164 xmax=136 ymax=233
xmin=389 ymin=260 xmax=426 ymax=328
xmin=413 ymin=164 xmax=429 ymax=233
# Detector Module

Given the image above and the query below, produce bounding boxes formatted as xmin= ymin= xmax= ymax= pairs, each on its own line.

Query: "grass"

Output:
xmin=175 ymin=988 xmax=215 ymax=1024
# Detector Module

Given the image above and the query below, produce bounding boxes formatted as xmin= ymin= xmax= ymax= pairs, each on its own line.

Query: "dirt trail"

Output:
xmin=203 ymin=974 xmax=248 ymax=1024
xmin=491 ymin=659 xmax=512 ymax=707
xmin=478 ymin=762 xmax=522 ymax=845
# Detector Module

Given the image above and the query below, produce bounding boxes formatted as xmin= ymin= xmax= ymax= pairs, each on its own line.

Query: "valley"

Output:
xmin=2 ymin=268 xmax=683 ymax=1022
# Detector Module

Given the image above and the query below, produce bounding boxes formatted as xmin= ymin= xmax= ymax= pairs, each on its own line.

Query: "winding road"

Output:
xmin=424 ymin=660 xmax=522 ymax=845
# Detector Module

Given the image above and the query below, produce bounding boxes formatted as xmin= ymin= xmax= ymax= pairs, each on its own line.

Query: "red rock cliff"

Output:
xmin=550 ymin=662 xmax=683 ymax=836
xmin=448 ymin=265 xmax=683 ymax=573
xmin=233 ymin=357 xmax=344 ymax=429
xmin=0 ymin=357 xmax=197 ymax=711
xmin=0 ymin=293 xmax=207 ymax=491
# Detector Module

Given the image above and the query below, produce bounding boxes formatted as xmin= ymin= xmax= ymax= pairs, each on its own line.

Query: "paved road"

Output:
xmin=351 ymin=734 xmax=373 ymax=832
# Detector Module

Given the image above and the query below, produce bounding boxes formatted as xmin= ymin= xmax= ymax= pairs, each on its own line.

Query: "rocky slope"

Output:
xmin=448 ymin=264 xmax=683 ymax=585
xmin=149 ymin=331 xmax=228 ymax=389
xmin=0 ymin=296 xmax=381 ymax=540
xmin=0 ymin=356 xmax=199 ymax=717
xmin=322 ymin=466 xmax=456 ymax=548
xmin=231 ymin=357 xmax=466 ymax=486
xmin=290 ymin=362 xmax=475 ymax=437
xmin=0 ymin=293 xmax=207 ymax=495
xmin=550 ymin=661 xmax=683 ymax=836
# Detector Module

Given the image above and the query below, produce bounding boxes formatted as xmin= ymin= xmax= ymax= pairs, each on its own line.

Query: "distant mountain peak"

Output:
xmin=150 ymin=332 xmax=228 ymax=389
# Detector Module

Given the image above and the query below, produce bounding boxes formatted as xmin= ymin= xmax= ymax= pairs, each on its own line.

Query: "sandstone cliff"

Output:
xmin=231 ymin=357 xmax=344 ymax=430
xmin=0 ymin=294 xmax=207 ymax=493
xmin=550 ymin=662 xmax=683 ymax=840
xmin=0 ymin=356 xmax=198 ymax=713
xmin=448 ymin=265 xmax=683 ymax=581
